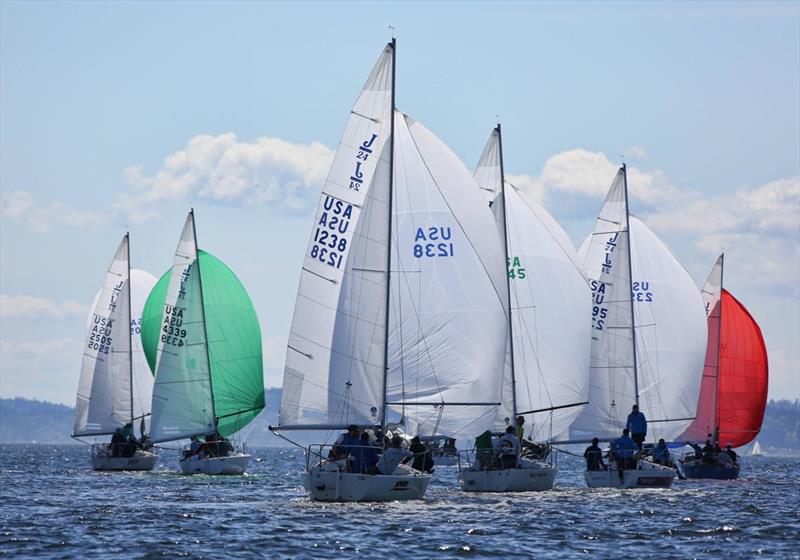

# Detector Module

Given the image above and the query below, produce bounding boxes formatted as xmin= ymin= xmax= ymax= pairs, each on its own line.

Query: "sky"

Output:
xmin=1 ymin=1 xmax=798 ymax=407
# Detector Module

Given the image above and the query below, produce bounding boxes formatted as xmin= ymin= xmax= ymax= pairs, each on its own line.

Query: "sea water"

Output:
xmin=1 ymin=445 xmax=798 ymax=558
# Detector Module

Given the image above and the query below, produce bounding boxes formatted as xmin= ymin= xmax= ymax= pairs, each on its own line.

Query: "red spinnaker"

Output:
xmin=683 ymin=290 xmax=768 ymax=447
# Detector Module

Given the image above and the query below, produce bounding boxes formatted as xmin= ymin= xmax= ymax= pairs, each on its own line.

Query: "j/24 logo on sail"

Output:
xmin=413 ymin=226 xmax=454 ymax=258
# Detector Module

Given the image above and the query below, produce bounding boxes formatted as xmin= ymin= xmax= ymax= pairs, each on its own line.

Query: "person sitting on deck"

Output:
xmin=515 ymin=416 xmax=526 ymax=442
xmin=475 ymin=430 xmax=494 ymax=470
xmin=409 ymin=436 xmax=434 ymax=473
xmin=584 ymin=437 xmax=606 ymax=471
xmin=330 ymin=425 xmax=361 ymax=462
xmin=185 ymin=436 xmax=203 ymax=459
xmin=351 ymin=431 xmax=379 ymax=474
xmin=626 ymin=405 xmax=647 ymax=450
xmin=110 ymin=427 xmax=126 ymax=458
xmin=498 ymin=426 xmax=520 ymax=469
xmin=122 ymin=423 xmax=137 ymax=458
xmin=652 ymin=438 xmax=671 ymax=465
xmin=701 ymin=438 xmax=717 ymax=464
xmin=376 ymin=436 xmax=413 ymax=475
xmin=723 ymin=443 xmax=738 ymax=466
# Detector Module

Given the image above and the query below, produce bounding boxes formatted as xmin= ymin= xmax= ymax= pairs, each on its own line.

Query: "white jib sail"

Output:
xmin=149 ymin=211 xmax=215 ymax=443
xmin=385 ymin=112 xmax=512 ymax=438
xmin=571 ymin=170 xmax=706 ymax=441
xmin=73 ymin=235 xmax=133 ymax=436
xmin=474 ymin=130 xmax=591 ymax=442
xmin=81 ymin=268 xmax=158 ymax=435
xmin=279 ymin=44 xmax=394 ymax=428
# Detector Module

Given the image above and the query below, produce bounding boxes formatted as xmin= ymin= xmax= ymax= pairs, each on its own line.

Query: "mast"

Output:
xmin=713 ymin=252 xmax=725 ymax=441
xmin=622 ymin=164 xmax=640 ymax=406
xmin=380 ymin=37 xmax=396 ymax=432
xmin=126 ymin=232 xmax=134 ymax=429
xmin=496 ymin=123 xmax=518 ymax=422
xmin=190 ymin=208 xmax=217 ymax=428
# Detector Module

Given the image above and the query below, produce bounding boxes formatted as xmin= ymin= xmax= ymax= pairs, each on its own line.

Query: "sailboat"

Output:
xmin=568 ymin=165 xmax=707 ymax=489
xmin=679 ymin=254 xmax=769 ymax=479
xmin=73 ymin=233 xmax=159 ymax=470
xmin=752 ymin=441 xmax=764 ymax=457
xmin=141 ymin=210 xmax=265 ymax=475
xmin=458 ymin=125 xmax=592 ymax=492
xmin=271 ymin=41 xmax=512 ymax=502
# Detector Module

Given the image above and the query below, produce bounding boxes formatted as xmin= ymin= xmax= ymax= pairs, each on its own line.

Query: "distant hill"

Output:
xmin=2 ymin=394 xmax=798 ymax=452
xmin=0 ymin=398 xmax=75 ymax=444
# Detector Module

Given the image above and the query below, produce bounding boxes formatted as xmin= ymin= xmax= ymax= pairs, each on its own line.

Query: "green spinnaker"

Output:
xmin=141 ymin=250 xmax=264 ymax=437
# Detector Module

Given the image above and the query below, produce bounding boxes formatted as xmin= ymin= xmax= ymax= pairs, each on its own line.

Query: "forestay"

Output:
xmin=570 ymin=170 xmax=706 ymax=441
xmin=473 ymin=130 xmax=591 ymax=441
xmin=278 ymin=44 xmax=394 ymax=429
xmin=385 ymin=113 xmax=511 ymax=437
xmin=149 ymin=212 xmax=216 ymax=443
xmin=74 ymin=235 xmax=134 ymax=436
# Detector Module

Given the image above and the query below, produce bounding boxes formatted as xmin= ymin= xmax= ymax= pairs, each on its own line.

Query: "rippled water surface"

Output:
xmin=1 ymin=445 xmax=798 ymax=558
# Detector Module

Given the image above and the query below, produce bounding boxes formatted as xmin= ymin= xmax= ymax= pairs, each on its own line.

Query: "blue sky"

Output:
xmin=1 ymin=1 xmax=798 ymax=405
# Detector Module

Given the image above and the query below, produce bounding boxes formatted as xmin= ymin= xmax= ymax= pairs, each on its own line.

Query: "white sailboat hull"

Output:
xmin=302 ymin=463 xmax=431 ymax=502
xmin=91 ymin=446 xmax=158 ymax=471
xmin=584 ymin=461 xmax=675 ymax=489
xmin=459 ymin=460 xmax=556 ymax=492
xmin=179 ymin=453 xmax=250 ymax=475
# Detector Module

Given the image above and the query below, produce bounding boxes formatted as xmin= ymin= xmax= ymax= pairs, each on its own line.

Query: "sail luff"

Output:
xmin=714 ymin=253 xmax=724 ymax=439
xmin=189 ymin=209 xmax=217 ymax=424
xmin=496 ymin=123 xmax=518 ymax=421
xmin=126 ymin=233 xmax=134 ymax=428
xmin=380 ymin=38 xmax=396 ymax=431
xmin=622 ymin=164 xmax=640 ymax=406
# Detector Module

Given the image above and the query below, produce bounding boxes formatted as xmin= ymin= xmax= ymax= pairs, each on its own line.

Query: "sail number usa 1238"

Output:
xmin=310 ymin=195 xmax=352 ymax=270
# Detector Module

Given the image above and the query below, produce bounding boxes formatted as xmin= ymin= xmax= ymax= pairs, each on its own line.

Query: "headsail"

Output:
xmin=570 ymin=169 xmax=706 ymax=442
xmin=74 ymin=235 xmax=133 ymax=437
xmin=278 ymin=43 xmax=394 ymax=429
xmin=149 ymin=211 xmax=215 ymax=443
xmin=473 ymin=128 xmax=591 ymax=442
xmin=385 ymin=113 xmax=511 ymax=438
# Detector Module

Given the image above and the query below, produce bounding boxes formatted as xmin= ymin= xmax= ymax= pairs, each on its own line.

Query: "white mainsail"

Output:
xmin=385 ymin=113 xmax=511 ymax=438
xmin=149 ymin=211 xmax=215 ymax=443
xmin=570 ymin=168 xmax=706 ymax=442
xmin=473 ymin=128 xmax=592 ymax=441
xmin=279 ymin=44 xmax=394 ymax=429
xmin=74 ymin=235 xmax=133 ymax=436
xmin=80 ymin=267 xmax=158 ymax=435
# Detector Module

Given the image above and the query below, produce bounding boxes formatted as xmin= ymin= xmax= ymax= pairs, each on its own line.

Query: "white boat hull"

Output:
xmin=302 ymin=463 xmax=431 ymax=502
xmin=584 ymin=461 xmax=675 ymax=489
xmin=91 ymin=448 xmax=158 ymax=471
xmin=179 ymin=453 xmax=250 ymax=475
xmin=459 ymin=460 xmax=556 ymax=492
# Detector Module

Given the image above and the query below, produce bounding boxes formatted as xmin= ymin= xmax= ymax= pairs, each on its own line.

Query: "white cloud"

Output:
xmin=0 ymin=338 xmax=81 ymax=405
xmin=118 ymin=133 xmax=334 ymax=219
xmin=1 ymin=190 xmax=108 ymax=233
xmin=0 ymin=295 xmax=88 ymax=320
xmin=510 ymin=148 xmax=680 ymax=206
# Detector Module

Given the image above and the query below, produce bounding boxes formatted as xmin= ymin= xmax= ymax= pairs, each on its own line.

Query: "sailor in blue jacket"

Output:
xmin=626 ymin=404 xmax=648 ymax=450
xmin=611 ymin=429 xmax=638 ymax=480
